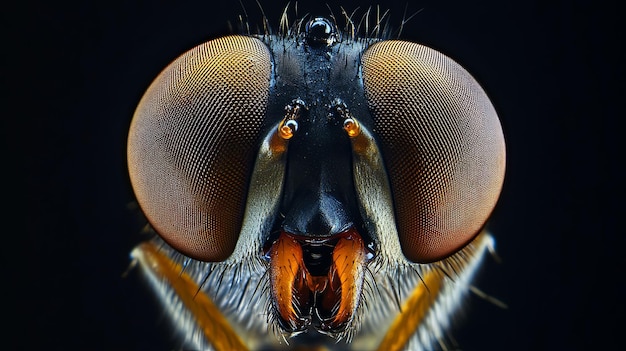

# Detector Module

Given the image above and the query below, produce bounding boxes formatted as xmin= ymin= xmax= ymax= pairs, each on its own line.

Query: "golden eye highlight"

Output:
xmin=278 ymin=119 xmax=298 ymax=140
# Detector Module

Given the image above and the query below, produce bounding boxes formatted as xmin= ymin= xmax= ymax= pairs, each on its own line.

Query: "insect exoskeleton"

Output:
xmin=128 ymin=9 xmax=505 ymax=351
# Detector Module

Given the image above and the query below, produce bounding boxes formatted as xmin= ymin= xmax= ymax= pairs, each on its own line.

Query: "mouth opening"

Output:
xmin=301 ymin=237 xmax=337 ymax=276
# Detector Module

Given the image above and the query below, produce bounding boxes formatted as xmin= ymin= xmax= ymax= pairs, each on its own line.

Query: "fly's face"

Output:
xmin=127 ymin=14 xmax=505 ymax=351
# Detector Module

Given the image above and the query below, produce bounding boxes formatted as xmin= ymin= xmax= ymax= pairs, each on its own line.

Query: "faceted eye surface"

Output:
xmin=361 ymin=40 xmax=506 ymax=263
xmin=127 ymin=36 xmax=272 ymax=261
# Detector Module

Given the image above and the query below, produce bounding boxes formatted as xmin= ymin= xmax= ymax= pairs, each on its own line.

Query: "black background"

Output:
xmin=7 ymin=0 xmax=622 ymax=350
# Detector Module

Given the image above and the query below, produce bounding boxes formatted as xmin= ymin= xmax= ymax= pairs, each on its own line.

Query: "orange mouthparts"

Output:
xmin=267 ymin=228 xmax=373 ymax=334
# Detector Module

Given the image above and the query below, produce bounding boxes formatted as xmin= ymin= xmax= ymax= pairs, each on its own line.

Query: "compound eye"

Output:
xmin=361 ymin=41 xmax=506 ymax=263
xmin=127 ymin=36 xmax=272 ymax=261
